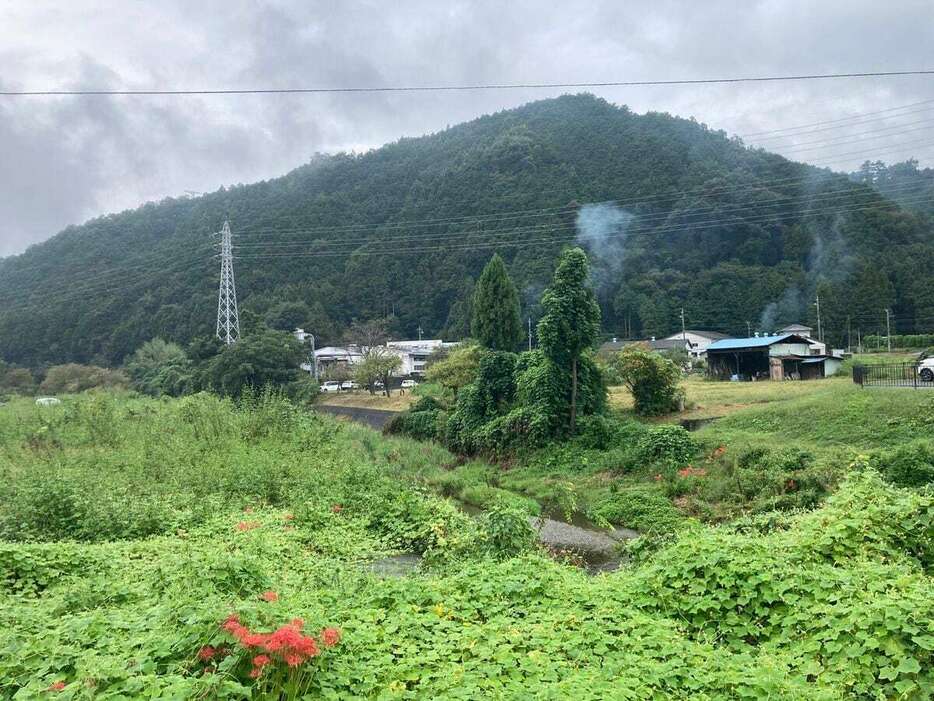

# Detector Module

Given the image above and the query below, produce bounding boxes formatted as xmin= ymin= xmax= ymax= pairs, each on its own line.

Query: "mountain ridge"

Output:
xmin=1 ymin=93 xmax=931 ymax=367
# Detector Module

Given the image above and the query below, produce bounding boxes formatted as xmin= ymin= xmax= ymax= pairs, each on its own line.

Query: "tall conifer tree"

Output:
xmin=471 ymin=254 xmax=523 ymax=351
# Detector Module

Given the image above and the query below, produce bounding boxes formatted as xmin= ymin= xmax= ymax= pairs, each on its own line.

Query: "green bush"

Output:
xmin=384 ymin=408 xmax=444 ymax=441
xmin=636 ymin=424 xmax=697 ymax=471
xmin=589 ymin=486 xmax=686 ymax=534
xmin=38 ymin=363 xmax=128 ymax=394
xmin=610 ymin=345 xmax=683 ymax=416
xmin=869 ymin=441 xmax=934 ymax=488
xmin=481 ymin=503 xmax=538 ymax=558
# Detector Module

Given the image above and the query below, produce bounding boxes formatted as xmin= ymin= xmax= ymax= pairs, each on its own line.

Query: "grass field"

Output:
xmin=0 ymin=391 xmax=931 ymax=698
xmin=318 ymin=390 xmax=416 ymax=412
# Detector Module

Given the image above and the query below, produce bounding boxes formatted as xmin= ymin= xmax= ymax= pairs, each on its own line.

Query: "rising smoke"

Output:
xmin=757 ymin=214 xmax=855 ymax=333
xmin=575 ymin=203 xmax=634 ymax=295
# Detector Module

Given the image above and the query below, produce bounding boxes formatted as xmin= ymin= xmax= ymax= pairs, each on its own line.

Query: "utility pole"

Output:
xmin=847 ymin=315 xmax=852 ymax=353
xmin=528 ymin=317 xmax=533 ymax=351
xmin=814 ymin=295 xmax=822 ymax=342
xmin=215 ymin=220 xmax=240 ymax=345
xmin=310 ymin=333 xmax=318 ymax=380
xmin=857 ymin=328 xmax=861 ymax=353
xmin=680 ymin=307 xmax=686 ymax=343
xmin=885 ymin=308 xmax=892 ymax=352
xmin=417 ymin=325 xmax=423 ymax=341
xmin=746 ymin=321 xmax=752 ymax=337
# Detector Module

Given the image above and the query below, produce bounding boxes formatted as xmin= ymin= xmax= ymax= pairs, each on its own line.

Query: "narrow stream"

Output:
xmin=319 ymin=405 xmax=641 ymax=575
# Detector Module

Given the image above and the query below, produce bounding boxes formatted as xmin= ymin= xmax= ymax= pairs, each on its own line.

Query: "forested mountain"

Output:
xmin=1 ymin=93 xmax=932 ymax=368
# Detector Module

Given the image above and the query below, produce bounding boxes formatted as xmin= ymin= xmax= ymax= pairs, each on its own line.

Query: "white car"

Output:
xmin=319 ymin=381 xmax=341 ymax=393
xmin=401 ymin=379 xmax=418 ymax=389
xmin=340 ymin=381 xmax=358 ymax=391
xmin=919 ymin=358 xmax=934 ymax=383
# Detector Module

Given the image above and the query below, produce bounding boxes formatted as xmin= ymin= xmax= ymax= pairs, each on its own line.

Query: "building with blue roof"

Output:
xmin=706 ymin=333 xmax=841 ymax=380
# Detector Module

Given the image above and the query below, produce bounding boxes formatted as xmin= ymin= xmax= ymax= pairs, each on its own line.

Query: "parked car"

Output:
xmin=919 ymin=357 xmax=934 ymax=382
xmin=319 ymin=381 xmax=341 ymax=393
xmin=401 ymin=379 xmax=418 ymax=389
xmin=340 ymin=381 xmax=358 ymax=391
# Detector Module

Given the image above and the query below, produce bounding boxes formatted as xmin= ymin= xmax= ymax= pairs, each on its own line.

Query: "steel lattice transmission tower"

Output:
xmin=215 ymin=220 xmax=240 ymax=345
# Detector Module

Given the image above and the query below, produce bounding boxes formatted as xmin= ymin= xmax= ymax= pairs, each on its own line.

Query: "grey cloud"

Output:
xmin=1 ymin=0 xmax=933 ymax=257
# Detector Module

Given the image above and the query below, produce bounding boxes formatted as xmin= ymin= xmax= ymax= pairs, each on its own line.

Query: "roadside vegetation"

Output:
xmin=1 ymin=391 xmax=931 ymax=699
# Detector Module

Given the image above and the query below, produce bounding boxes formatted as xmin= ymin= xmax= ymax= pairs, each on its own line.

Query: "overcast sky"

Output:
xmin=1 ymin=0 xmax=933 ymax=258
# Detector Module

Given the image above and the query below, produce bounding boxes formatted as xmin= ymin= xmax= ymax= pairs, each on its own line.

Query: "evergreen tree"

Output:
xmin=470 ymin=254 xmax=522 ymax=351
xmin=536 ymin=248 xmax=601 ymax=432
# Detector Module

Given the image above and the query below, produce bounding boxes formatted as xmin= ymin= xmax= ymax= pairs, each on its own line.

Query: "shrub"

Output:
xmin=636 ymin=424 xmax=697 ymax=471
xmin=384 ymin=409 xmax=444 ymax=442
xmin=39 ymin=364 xmax=128 ymax=394
xmin=481 ymin=503 xmax=538 ymax=558
xmin=589 ymin=486 xmax=686 ymax=534
xmin=610 ymin=345 xmax=683 ymax=415
xmin=125 ymin=338 xmax=194 ymax=397
xmin=869 ymin=441 xmax=934 ymax=488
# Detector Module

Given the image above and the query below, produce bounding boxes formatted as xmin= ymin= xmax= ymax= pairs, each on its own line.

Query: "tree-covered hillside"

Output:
xmin=1 ymin=94 xmax=932 ymax=367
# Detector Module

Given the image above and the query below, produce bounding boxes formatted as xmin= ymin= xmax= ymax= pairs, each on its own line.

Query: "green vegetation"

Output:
xmin=610 ymin=344 xmax=683 ymax=415
xmin=2 ymin=96 xmax=932 ymax=371
xmin=0 ymin=392 xmax=931 ymax=698
xmin=470 ymin=254 xmax=522 ymax=351
xmin=407 ymin=248 xmax=607 ymax=455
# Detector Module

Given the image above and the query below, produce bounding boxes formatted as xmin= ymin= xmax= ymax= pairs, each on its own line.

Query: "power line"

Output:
xmin=3 ymin=70 xmax=934 ymax=97
xmin=230 ymin=179 xmax=925 ymax=252
xmin=739 ymin=98 xmax=934 ymax=138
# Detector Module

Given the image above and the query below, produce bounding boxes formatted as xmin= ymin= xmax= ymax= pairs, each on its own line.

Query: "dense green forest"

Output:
xmin=1 ymin=94 xmax=932 ymax=368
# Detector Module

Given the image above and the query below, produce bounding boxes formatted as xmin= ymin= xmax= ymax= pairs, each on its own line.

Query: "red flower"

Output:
xmin=260 ymin=590 xmax=279 ymax=602
xmin=249 ymin=667 xmax=263 ymax=679
xmin=252 ymin=654 xmax=272 ymax=668
xmin=197 ymin=645 xmax=216 ymax=661
xmin=283 ymin=513 xmax=295 ymax=521
xmin=321 ymin=627 xmax=341 ymax=647
xmin=241 ymin=632 xmax=270 ymax=648
xmin=291 ymin=618 xmax=305 ymax=629
xmin=331 ymin=504 xmax=343 ymax=513
xmin=47 ymin=681 xmax=66 ymax=692
xmin=284 ymin=651 xmax=304 ymax=667
xmin=236 ymin=521 xmax=260 ymax=532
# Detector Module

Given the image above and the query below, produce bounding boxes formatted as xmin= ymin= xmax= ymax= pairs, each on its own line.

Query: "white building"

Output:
xmin=387 ymin=339 xmax=459 ymax=376
xmin=661 ymin=330 xmax=730 ymax=359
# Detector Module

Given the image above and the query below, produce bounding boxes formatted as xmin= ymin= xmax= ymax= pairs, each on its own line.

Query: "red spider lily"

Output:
xmin=331 ymin=503 xmax=343 ymax=513
xmin=321 ymin=627 xmax=341 ymax=647
xmin=197 ymin=645 xmax=216 ymax=661
xmin=283 ymin=513 xmax=295 ymax=521
xmin=219 ymin=615 xmax=337 ymax=689
xmin=260 ymin=590 xmax=279 ymax=602
xmin=236 ymin=521 xmax=260 ymax=532
xmin=47 ymin=681 xmax=66 ymax=692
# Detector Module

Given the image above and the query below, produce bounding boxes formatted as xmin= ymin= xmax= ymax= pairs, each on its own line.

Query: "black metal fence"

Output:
xmin=853 ymin=362 xmax=932 ymax=388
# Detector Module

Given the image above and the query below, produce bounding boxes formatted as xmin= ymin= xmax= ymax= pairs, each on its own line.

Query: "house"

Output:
xmin=600 ymin=331 xmax=727 ymax=359
xmin=599 ymin=337 xmax=685 ymax=354
xmin=386 ymin=339 xmax=451 ymax=376
xmin=661 ymin=330 xmax=730 ymax=359
xmin=706 ymin=333 xmax=841 ymax=381
xmin=311 ymin=345 xmax=365 ymax=374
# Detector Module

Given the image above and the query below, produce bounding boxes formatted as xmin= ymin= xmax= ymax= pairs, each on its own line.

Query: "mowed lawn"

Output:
xmin=609 ymin=375 xmax=843 ymax=419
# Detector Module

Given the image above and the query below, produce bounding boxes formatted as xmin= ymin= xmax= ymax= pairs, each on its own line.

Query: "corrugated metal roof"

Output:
xmin=707 ymin=334 xmax=802 ymax=351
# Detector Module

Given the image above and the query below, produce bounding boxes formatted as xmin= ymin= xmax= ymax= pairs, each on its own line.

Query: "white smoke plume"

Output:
xmin=575 ymin=203 xmax=634 ymax=294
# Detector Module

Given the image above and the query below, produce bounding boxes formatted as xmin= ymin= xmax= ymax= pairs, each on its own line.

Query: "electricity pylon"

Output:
xmin=215 ymin=220 xmax=240 ymax=345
